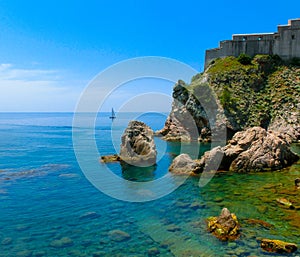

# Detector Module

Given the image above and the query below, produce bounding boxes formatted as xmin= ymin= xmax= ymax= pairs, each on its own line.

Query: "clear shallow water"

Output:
xmin=0 ymin=113 xmax=299 ymax=257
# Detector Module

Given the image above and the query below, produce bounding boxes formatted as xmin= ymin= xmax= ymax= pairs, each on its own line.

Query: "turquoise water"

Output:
xmin=0 ymin=113 xmax=299 ymax=257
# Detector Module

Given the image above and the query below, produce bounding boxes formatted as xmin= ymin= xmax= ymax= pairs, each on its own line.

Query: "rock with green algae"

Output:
xmin=207 ymin=208 xmax=240 ymax=241
xmin=261 ymin=239 xmax=298 ymax=253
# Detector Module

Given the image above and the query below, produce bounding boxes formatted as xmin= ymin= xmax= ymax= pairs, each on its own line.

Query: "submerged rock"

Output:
xmin=50 ymin=237 xmax=73 ymax=248
xmin=16 ymin=250 xmax=33 ymax=257
xmin=198 ymin=127 xmax=299 ymax=172
xmin=79 ymin=211 xmax=99 ymax=220
xmin=1 ymin=237 xmax=13 ymax=245
xmin=207 ymin=208 xmax=240 ymax=241
xmin=261 ymin=239 xmax=297 ymax=253
xmin=120 ymin=121 xmax=157 ymax=166
xmin=147 ymin=247 xmax=160 ymax=256
xmin=169 ymin=153 xmax=200 ymax=175
xmin=244 ymin=218 xmax=274 ymax=229
xmin=108 ymin=229 xmax=131 ymax=242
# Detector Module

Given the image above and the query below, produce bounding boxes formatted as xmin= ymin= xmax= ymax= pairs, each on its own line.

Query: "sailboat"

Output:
xmin=109 ymin=108 xmax=116 ymax=120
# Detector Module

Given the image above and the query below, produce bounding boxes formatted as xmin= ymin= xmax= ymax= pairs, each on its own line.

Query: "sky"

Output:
xmin=0 ymin=0 xmax=299 ymax=112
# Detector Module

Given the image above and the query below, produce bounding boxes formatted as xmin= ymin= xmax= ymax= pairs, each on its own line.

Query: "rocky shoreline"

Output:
xmin=101 ymin=54 xmax=300 ymax=254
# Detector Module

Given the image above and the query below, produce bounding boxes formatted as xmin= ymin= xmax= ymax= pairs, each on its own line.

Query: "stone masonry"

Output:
xmin=205 ymin=18 xmax=300 ymax=68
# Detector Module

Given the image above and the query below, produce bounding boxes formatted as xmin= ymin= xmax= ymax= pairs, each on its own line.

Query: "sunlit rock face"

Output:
xmin=120 ymin=121 xmax=157 ymax=167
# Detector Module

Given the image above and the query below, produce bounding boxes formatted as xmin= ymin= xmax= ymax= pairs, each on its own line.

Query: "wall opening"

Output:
xmin=292 ymin=35 xmax=295 ymax=40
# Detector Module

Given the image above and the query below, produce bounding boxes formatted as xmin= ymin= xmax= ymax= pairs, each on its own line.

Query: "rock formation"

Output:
xmin=168 ymin=153 xmax=200 ymax=175
xmin=156 ymin=79 xmax=221 ymax=142
xmin=157 ymin=55 xmax=300 ymax=142
xmin=197 ymin=127 xmax=299 ymax=173
xmin=119 ymin=121 xmax=157 ymax=166
xmin=207 ymin=208 xmax=240 ymax=241
xmin=261 ymin=239 xmax=297 ymax=253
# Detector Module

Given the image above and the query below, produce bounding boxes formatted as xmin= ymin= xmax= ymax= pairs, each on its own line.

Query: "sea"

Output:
xmin=0 ymin=112 xmax=299 ymax=257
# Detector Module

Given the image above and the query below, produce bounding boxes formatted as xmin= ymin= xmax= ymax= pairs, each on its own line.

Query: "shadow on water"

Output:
xmin=166 ymin=140 xmax=211 ymax=159
xmin=120 ymin=162 xmax=156 ymax=182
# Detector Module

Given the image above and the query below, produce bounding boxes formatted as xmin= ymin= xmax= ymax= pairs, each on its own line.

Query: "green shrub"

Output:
xmin=220 ymin=86 xmax=232 ymax=108
xmin=290 ymin=57 xmax=300 ymax=66
xmin=237 ymin=53 xmax=252 ymax=65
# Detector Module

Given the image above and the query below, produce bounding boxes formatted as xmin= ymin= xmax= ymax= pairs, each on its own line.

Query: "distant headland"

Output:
xmin=205 ymin=18 xmax=300 ymax=68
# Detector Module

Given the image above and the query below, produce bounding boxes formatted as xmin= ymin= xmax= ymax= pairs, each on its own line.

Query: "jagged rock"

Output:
xmin=108 ymin=229 xmax=131 ymax=242
xmin=156 ymin=115 xmax=191 ymax=141
xmin=207 ymin=208 xmax=240 ymax=241
xmin=198 ymin=127 xmax=299 ymax=172
xmin=196 ymin=146 xmax=225 ymax=173
xmin=100 ymin=154 xmax=120 ymax=163
xmin=268 ymin=108 xmax=300 ymax=142
xmin=120 ymin=121 xmax=157 ymax=166
xmin=261 ymin=239 xmax=297 ymax=253
xmin=168 ymin=153 xmax=200 ymax=175
xmin=156 ymin=80 xmax=213 ymax=142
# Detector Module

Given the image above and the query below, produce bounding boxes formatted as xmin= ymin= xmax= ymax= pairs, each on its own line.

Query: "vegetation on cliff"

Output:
xmin=182 ymin=54 xmax=299 ymax=141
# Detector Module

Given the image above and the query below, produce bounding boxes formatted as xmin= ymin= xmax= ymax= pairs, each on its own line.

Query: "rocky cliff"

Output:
xmin=157 ymin=55 xmax=300 ymax=143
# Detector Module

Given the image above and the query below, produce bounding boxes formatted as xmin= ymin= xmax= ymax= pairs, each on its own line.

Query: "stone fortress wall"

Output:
xmin=205 ymin=18 xmax=300 ymax=68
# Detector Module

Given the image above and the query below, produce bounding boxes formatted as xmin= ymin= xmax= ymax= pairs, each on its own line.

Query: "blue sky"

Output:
xmin=0 ymin=0 xmax=299 ymax=112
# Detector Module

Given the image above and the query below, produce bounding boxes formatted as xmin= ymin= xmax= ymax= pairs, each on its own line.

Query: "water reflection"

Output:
xmin=121 ymin=162 xmax=156 ymax=182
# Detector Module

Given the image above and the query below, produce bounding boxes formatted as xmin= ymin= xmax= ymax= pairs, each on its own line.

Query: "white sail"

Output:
xmin=109 ymin=108 xmax=116 ymax=120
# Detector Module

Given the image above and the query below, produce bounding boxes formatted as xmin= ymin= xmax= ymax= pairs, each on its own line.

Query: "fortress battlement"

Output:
xmin=205 ymin=18 xmax=300 ymax=68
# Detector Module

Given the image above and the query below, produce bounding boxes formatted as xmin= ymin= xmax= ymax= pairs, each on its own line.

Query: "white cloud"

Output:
xmin=0 ymin=64 xmax=82 ymax=112
xmin=0 ymin=63 xmax=59 ymax=80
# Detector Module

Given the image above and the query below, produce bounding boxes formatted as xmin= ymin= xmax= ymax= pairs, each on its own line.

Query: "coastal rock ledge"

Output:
xmin=198 ymin=126 xmax=299 ymax=172
xmin=119 ymin=121 xmax=157 ymax=166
